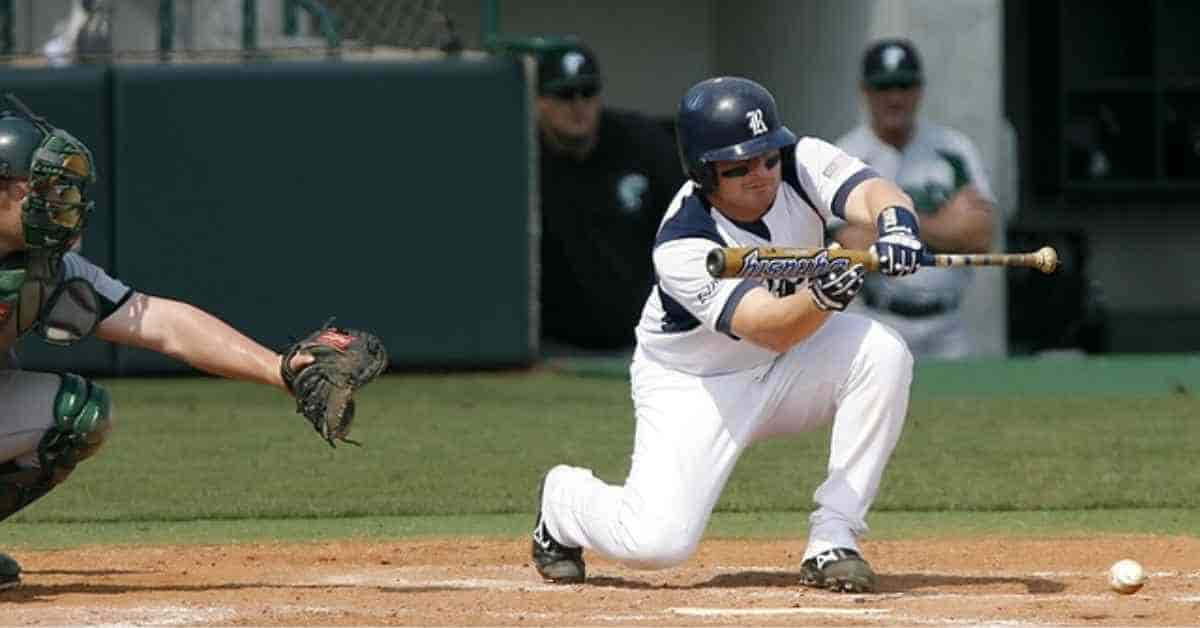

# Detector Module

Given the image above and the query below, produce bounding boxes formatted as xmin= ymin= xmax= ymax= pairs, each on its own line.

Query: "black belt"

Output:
xmin=864 ymin=293 xmax=959 ymax=318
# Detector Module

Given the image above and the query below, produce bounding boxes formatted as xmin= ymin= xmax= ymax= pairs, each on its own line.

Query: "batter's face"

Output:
xmin=537 ymin=84 xmax=602 ymax=157
xmin=708 ymin=151 xmax=782 ymax=220
xmin=864 ymin=82 xmax=922 ymax=142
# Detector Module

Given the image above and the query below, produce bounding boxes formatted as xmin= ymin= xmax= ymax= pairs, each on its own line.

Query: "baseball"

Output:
xmin=1108 ymin=559 xmax=1147 ymax=594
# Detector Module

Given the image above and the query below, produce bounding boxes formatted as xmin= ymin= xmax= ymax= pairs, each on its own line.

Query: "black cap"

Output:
xmin=862 ymin=38 xmax=923 ymax=89
xmin=538 ymin=41 xmax=602 ymax=95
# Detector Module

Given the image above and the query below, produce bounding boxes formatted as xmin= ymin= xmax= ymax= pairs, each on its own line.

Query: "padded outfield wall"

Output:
xmin=3 ymin=56 xmax=537 ymax=374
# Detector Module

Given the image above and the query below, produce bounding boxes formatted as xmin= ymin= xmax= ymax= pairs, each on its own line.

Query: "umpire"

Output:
xmin=533 ymin=39 xmax=683 ymax=352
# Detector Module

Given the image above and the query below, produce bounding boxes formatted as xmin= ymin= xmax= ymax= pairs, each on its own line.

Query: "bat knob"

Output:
xmin=1035 ymin=246 xmax=1059 ymax=274
xmin=706 ymin=248 xmax=726 ymax=279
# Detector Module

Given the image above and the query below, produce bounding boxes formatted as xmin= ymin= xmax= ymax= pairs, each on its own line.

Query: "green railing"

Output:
xmin=480 ymin=1 xmax=578 ymax=57
xmin=282 ymin=0 xmax=340 ymax=51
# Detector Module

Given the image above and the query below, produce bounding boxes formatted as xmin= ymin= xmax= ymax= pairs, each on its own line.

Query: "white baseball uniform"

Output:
xmin=540 ymin=137 xmax=913 ymax=568
xmin=836 ymin=120 xmax=995 ymax=359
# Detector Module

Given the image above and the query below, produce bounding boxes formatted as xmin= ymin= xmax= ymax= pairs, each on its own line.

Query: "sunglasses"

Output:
xmin=548 ymin=84 xmax=599 ymax=100
xmin=718 ymin=153 xmax=781 ymax=179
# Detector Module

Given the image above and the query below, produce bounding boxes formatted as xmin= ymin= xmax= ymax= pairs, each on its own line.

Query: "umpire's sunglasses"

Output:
xmin=547 ymin=84 xmax=600 ymax=100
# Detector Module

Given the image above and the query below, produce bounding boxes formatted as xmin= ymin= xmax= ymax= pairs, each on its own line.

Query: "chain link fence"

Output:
xmin=0 ymin=0 xmax=466 ymax=64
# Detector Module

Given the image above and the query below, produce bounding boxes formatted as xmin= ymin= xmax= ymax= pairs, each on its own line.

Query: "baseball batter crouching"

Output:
xmin=0 ymin=96 xmax=386 ymax=590
xmin=531 ymin=77 xmax=923 ymax=593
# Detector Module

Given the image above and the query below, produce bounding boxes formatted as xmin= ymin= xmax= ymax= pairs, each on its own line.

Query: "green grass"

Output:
xmin=6 ymin=509 xmax=1197 ymax=551
xmin=2 ymin=361 xmax=1197 ymax=550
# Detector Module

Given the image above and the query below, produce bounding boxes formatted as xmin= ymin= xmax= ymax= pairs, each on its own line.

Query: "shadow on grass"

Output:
xmin=589 ymin=571 xmax=1065 ymax=594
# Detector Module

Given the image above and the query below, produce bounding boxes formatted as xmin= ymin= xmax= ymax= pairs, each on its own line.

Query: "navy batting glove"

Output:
xmin=809 ymin=263 xmax=866 ymax=311
xmin=871 ymin=206 xmax=926 ymax=277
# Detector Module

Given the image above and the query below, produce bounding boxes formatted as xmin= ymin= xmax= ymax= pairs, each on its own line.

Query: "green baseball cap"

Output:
xmin=537 ymin=41 xmax=602 ymax=96
xmin=862 ymin=38 xmax=923 ymax=89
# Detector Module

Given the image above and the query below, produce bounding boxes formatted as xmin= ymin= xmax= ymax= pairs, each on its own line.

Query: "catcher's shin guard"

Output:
xmin=0 ymin=551 xmax=18 ymax=590
xmin=0 ymin=373 xmax=112 ymax=522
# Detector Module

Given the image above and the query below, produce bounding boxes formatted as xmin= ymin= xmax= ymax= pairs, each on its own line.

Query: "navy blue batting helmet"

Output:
xmin=675 ymin=77 xmax=797 ymax=191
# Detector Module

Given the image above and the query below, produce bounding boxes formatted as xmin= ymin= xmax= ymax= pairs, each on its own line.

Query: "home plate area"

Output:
xmin=2 ymin=537 xmax=1197 ymax=625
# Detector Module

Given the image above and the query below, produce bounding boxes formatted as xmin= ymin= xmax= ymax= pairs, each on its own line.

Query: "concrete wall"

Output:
xmin=863 ymin=0 xmax=1012 ymax=357
xmin=444 ymin=0 xmax=715 ymax=118
xmin=7 ymin=0 xmax=304 ymax=58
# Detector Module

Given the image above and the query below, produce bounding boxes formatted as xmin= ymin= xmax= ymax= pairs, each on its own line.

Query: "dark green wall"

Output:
xmin=4 ymin=58 xmax=534 ymax=375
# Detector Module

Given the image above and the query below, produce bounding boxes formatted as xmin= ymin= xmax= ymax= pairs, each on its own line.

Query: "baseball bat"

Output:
xmin=705 ymin=245 xmax=1059 ymax=280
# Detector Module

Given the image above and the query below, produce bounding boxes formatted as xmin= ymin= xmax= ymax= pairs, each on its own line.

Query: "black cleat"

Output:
xmin=0 ymin=552 xmax=20 ymax=591
xmin=800 ymin=547 xmax=876 ymax=593
xmin=531 ymin=474 xmax=585 ymax=583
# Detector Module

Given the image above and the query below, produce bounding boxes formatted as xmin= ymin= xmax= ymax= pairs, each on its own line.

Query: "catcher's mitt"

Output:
xmin=280 ymin=323 xmax=388 ymax=447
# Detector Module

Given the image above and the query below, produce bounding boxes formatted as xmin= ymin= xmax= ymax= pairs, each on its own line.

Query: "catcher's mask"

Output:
xmin=0 ymin=94 xmax=96 ymax=252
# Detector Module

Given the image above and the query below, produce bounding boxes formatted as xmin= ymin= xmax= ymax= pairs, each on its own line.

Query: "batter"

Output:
xmin=531 ymin=77 xmax=924 ymax=593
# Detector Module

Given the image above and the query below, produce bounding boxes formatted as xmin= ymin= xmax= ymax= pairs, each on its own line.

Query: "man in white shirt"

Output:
xmin=531 ymin=76 xmax=925 ymax=593
xmin=834 ymin=38 xmax=997 ymax=359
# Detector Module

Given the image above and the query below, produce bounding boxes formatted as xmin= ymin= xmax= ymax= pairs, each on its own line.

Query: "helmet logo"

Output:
xmin=561 ymin=52 xmax=586 ymax=77
xmin=883 ymin=45 xmax=906 ymax=71
xmin=746 ymin=109 xmax=768 ymax=136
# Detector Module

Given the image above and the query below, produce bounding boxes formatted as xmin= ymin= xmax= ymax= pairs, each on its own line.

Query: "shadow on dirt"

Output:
xmin=589 ymin=570 xmax=1065 ymax=594
xmin=26 ymin=568 xmax=146 ymax=577
xmin=0 ymin=575 xmax=468 ymax=602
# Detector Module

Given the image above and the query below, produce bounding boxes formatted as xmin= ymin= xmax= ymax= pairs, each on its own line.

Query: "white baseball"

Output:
xmin=1108 ymin=559 xmax=1147 ymax=594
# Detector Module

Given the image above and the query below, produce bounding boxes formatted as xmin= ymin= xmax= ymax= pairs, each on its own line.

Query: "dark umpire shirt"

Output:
xmin=540 ymin=109 xmax=684 ymax=350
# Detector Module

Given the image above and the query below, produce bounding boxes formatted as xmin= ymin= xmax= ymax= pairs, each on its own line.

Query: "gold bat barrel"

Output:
xmin=706 ymin=246 xmax=879 ymax=279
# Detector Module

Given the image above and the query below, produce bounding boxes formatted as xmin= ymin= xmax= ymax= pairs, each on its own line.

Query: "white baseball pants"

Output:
xmin=540 ymin=312 xmax=912 ymax=569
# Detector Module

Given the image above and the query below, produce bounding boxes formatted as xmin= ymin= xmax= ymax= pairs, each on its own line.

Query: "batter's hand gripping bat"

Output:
xmin=706 ymin=246 xmax=1059 ymax=280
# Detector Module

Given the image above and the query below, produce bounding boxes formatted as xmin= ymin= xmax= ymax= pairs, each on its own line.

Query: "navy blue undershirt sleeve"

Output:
xmin=831 ymin=168 xmax=880 ymax=219
xmin=715 ymin=278 xmax=759 ymax=339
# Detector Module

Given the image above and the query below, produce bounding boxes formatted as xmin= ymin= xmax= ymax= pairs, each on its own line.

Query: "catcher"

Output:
xmin=0 ymin=95 xmax=387 ymax=590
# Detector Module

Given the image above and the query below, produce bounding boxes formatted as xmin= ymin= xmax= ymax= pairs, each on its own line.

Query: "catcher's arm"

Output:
xmin=98 ymin=292 xmax=293 ymax=390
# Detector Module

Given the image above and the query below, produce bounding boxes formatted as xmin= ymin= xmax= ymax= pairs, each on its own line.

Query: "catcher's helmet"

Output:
xmin=0 ymin=95 xmax=95 ymax=251
xmin=0 ymin=115 xmax=44 ymax=180
xmin=676 ymin=76 xmax=797 ymax=192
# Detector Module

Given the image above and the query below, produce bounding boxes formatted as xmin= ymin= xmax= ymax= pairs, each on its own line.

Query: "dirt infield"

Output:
xmin=2 ymin=536 xmax=1198 ymax=626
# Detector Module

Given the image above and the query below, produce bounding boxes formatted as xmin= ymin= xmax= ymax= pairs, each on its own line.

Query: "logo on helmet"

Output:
xmin=746 ymin=109 xmax=768 ymax=136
